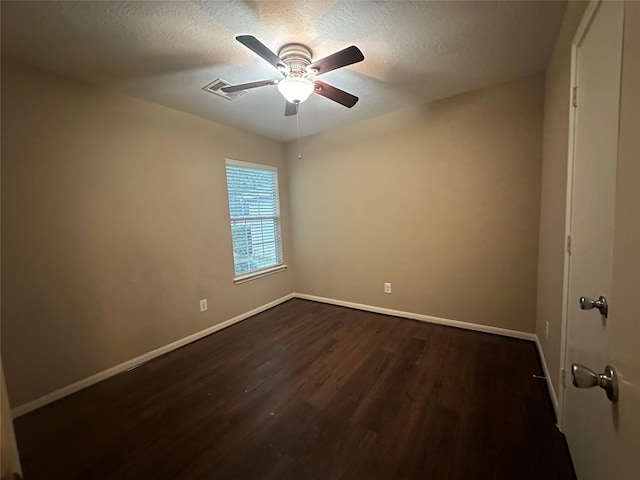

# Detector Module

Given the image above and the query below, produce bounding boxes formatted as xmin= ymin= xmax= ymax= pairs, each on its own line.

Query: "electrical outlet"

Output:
xmin=545 ymin=321 xmax=549 ymax=340
xmin=200 ymin=299 xmax=208 ymax=312
xmin=384 ymin=282 xmax=392 ymax=294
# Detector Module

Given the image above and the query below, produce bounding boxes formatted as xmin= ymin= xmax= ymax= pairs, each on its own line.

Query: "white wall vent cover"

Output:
xmin=202 ymin=78 xmax=247 ymax=101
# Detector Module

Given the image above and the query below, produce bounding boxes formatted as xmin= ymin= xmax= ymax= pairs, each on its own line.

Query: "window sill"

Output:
xmin=233 ymin=264 xmax=288 ymax=285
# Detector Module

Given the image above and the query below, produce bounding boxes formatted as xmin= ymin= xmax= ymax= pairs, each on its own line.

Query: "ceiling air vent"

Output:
xmin=202 ymin=78 xmax=247 ymax=101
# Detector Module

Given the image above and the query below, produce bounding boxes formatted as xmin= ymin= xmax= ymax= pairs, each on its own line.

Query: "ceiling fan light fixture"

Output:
xmin=277 ymin=76 xmax=314 ymax=104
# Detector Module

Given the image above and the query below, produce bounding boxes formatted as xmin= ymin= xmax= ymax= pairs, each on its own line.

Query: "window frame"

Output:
xmin=225 ymin=158 xmax=287 ymax=284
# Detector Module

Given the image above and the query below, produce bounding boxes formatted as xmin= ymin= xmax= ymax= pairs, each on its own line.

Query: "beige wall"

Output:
xmin=287 ymin=75 xmax=544 ymax=333
xmin=535 ymin=1 xmax=588 ymax=398
xmin=1 ymin=60 xmax=294 ymax=407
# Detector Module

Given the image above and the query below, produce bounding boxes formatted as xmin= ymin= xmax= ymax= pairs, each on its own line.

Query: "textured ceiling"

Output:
xmin=1 ymin=1 xmax=566 ymax=141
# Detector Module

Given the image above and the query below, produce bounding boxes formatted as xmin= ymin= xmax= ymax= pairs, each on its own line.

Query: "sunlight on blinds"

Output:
xmin=225 ymin=161 xmax=282 ymax=276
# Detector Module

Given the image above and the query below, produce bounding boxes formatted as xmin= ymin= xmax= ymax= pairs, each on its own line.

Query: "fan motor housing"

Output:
xmin=278 ymin=43 xmax=313 ymax=75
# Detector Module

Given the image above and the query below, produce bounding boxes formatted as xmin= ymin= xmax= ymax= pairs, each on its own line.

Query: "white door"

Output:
xmin=563 ymin=1 xmax=640 ymax=479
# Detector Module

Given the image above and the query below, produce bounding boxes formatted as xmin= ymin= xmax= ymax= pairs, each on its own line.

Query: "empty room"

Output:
xmin=1 ymin=1 xmax=638 ymax=479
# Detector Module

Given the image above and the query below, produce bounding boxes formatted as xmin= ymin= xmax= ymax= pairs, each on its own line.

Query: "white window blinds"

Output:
xmin=225 ymin=160 xmax=282 ymax=276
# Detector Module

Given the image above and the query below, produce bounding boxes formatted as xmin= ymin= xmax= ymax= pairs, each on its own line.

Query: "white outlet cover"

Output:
xmin=200 ymin=299 xmax=208 ymax=312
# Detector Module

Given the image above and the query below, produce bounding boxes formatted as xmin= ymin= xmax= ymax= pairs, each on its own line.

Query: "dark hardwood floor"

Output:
xmin=14 ymin=299 xmax=575 ymax=479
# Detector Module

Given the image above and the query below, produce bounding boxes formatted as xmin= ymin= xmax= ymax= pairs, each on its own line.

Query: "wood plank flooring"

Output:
xmin=14 ymin=299 xmax=575 ymax=479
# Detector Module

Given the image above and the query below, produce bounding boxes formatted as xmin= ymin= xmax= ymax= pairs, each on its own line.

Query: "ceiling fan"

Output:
xmin=221 ymin=35 xmax=364 ymax=116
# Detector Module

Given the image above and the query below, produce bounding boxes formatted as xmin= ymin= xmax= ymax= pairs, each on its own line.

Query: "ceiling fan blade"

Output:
xmin=313 ymin=81 xmax=359 ymax=108
xmin=285 ymin=102 xmax=298 ymax=116
xmin=236 ymin=35 xmax=287 ymax=71
xmin=221 ymin=79 xmax=278 ymax=93
xmin=308 ymin=45 xmax=364 ymax=76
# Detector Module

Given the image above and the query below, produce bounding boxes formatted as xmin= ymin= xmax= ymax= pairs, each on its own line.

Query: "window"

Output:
xmin=225 ymin=159 xmax=285 ymax=282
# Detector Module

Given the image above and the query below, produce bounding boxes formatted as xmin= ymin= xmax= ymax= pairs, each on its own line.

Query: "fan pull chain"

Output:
xmin=296 ymin=103 xmax=302 ymax=159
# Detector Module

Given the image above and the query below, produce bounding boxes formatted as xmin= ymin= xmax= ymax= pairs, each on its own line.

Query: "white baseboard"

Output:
xmin=534 ymin=335 xmax=559 ymax=417
xmin=294 ymin=293 xmax=537 ymax=341
xmin=13 ymin=293 xmax=557 ymax=420
xmin=12 ymin=293 xmax=295 ymax=418
xmin=293 ymin=294 xmax=562 ymax=418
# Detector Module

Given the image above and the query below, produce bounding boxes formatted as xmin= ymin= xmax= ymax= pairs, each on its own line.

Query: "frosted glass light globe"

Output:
xmin=277 ymin=76 xmax=314 ymax=104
